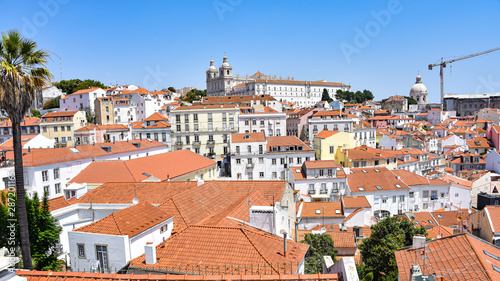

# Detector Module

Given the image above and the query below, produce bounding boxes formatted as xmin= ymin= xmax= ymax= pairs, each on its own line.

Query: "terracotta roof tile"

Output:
xmin=314 ymin=130 xmax=341 ymax=139
xmin=300 ymin=201 xmax=343 ymax=218
xmin=342 ymin=196 xmax=370 ymax=209
xmin=128 ymin=225 xmax=309 ymax=275
xmin=144 ymin=112 xmax=168 ymax=122
xmin=266 ymin=136 xmax=312 ymax=151
xmin=231 ymin=132 xmax=266 ymax=143
xmin=74 ymin=202 xmax=171 ymax=237
xmin=347 ymin=167 xmax=409 ymax=192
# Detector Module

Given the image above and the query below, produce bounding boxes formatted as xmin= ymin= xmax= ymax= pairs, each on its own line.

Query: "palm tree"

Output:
xmin=0 ymin=30 xmax=52 ymax=270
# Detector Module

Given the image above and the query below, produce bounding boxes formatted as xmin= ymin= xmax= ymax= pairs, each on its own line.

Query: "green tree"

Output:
xmin=359 ymin=216 xmax=427 ymax=280
xmin=405 ymin=96 xmax=418 ymax=105
xmin=167 ymin=87 xmax=176 ymax=92
xmin=54 ymin=79 xmax=105 ymax=95
xmin=321 ymin=88 xmax=333 ymax=103
xmin=300 ymin=233 xmax=338 ymax=274
xmin=0 ymin=192 xmax=62 ymax=270
xmin=43 ymin=95 xmax=60 ymax=109
xmin=183 ymin=89 xmax=207 ymax=103
xmin=0 ymin=30 xmax=52 ymax=270
xmin=31 ymin=109 xmax=42 ymax=118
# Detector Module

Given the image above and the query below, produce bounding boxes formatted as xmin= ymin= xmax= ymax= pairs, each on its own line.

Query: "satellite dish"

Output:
xmin=132 ymin=198 xmax=139 ymax=205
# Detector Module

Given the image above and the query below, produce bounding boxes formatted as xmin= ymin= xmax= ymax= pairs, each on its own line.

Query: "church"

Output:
xmin=206 ymin=54 xmax=351 ymax=107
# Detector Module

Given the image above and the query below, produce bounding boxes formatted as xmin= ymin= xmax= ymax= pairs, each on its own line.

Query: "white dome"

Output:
xmin=410 ymin=74 xmax=428 ymax=96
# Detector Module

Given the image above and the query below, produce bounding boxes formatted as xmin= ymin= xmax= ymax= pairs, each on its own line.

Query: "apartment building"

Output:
xmin=307 ymin=110 xmax=358 ymax=143
xmin=172 ymin=105 xmax=239 ymax=158
xmin=59 ymin=87 xmax=106 ymax=113
xmin=229 ymin=132 xmax=315 ymax=180
xmin=131 ymin=113 xmax=171 ymax=146
xmin=41 ymin=111 xmax=87 ymax=147
xmin=94 ymin=96 xmax=114 ymax=125
xmin=0 ymin=117 xmax=41 ymax=143
xmin=238 ymin=105 xmax=286 ymax=137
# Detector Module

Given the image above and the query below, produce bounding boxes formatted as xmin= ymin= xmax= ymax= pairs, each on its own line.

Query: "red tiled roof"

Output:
xmin=266 ymin=136 xmax=312 ymax=151
xmin=16 ymin=271 xmax=341 ymax=281
xmin=314 ymin=130 xmax=341 ymax=139
xmin=231 ymin=132 xmax=266 ymax=143
xmin=347 ymin=167 xmax=409 ymax=192
xmin=128 ymin=225 xmax=309 ymax=275
xmin=21 ymin=139 xmax=167 ymax=167
xmin=69 ymin=87 xmax=103 ymax=95
xmin=0 ymin=117 xmax=41 ymax=127
xmin=144 ymin=112 xmax=168 ymax=122
xmin=47 ymin=196 xmax=78 ymax=212
xmin=396 ymin=233 xmax=500 ymax=281
xmin=145 ymin=121 xmax=171 ymax=128
xmin=300 ymin=201 xmax=343 ymax=218
xmin=342 ymin=196 xmax=370 ymax=209
xmin=42 ymin=111 xmax=79 ymax=118
xmin=74 ymin=202 xmax=171 ymax=237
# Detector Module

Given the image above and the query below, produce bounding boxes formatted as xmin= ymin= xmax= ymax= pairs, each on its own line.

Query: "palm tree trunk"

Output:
xmin=12 ymin=119 xmax=33 ymax=270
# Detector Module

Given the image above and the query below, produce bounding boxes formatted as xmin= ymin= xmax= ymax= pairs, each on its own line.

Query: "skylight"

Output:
xmin=437 ymin=214 xmax=443 ymax=219
xmin=374 ymin=169 xmax=380 ymax=172
xmin=142 ymin=173 xmax=151 ymax=177
xmin=395 ymin=184 xmax=402 ymax=188
xmin=484 ymin=250 xmax=500 ymax=261
xmin=295 ymin=169 xmax=301 ymax=173
xmin=428 ymin=220 xmax=433 ymax=224
xmin=335 ymin=210 xmax=341 ymax=214
xmin=415 ymin=221 xmax=419 ymax=225
xmin=358 ymin=187 xmax=364 ymax=191
xmin=362 ymin=170 xmax=367 ymax=173
xmin=376 ymin=185 xmax=383 ymax=190
xmin=315 ymin=209 xmax=321 ymax=215
xmin=493 ymin=264 xmax=500 ymax=273
xmin=69 ymin=148 xmax=79 ymax=153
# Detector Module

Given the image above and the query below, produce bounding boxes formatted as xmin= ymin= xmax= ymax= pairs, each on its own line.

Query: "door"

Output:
xmin=96 ymin=245 xmax=109 ymax=273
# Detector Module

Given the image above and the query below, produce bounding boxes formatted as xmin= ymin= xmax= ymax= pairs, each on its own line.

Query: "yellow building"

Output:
xmin=41 ymin=111 xmax=87 ymax=147
xmin=313 ymin=130 xmax=356 ymax=161
xmin=94 ymin=97 xmax=115 ymax=125
xmin=336 ymin=145 xmax=398 ymax=170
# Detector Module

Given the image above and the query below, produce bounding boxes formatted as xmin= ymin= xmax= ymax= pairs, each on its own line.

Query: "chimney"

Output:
xmin=166 ymin=174 xmax=170 ymax=181
xmin=412 ymin=235 xmax=426 ymax=249
xmin=144 ymin=242 xmax=156 ymax=265
xmin=281 ymin=231 xmax=287 ymax=258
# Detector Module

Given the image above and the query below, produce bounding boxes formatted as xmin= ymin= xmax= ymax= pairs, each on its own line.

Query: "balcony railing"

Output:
xmin=246 ymin=163 xmax=254 ymax=169
xmin=193 ymin=141 xmax=201 ymax=146
xmin=308 ymin=189 xmax=316 ymax=195
xmin=207 ymin=140 xmax=215 ymax=145
xmin=320 ymin=189 xmax=328 ymax=194
xmin=175 ymin=141 xmax=183 ymax=146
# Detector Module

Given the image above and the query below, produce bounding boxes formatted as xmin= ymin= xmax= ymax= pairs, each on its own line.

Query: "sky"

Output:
xmin=1 ymin=0 xmax=500 ymax=102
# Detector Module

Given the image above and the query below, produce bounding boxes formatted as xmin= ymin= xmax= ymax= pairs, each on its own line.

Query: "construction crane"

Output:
xmin=428 ymin=46 xmax=500 ymax=107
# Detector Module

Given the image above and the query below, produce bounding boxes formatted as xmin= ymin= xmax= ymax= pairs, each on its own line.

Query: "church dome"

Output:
xmin=410 ymin=74 xmax=428 ymax=97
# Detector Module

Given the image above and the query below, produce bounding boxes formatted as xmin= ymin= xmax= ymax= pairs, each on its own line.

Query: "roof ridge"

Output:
xmin=239 ymin=228 xmax=277 ymax=273
xmin=342 ymin=208 xmax=363 ymax=224
xmin=170 ymin=198 xmax=190 ymax=229
xmin=109 ymin=212 xmax=124 ymax=235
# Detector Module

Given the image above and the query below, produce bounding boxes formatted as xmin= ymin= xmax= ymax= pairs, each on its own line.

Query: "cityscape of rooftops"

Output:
xmin=1 ymin=1 xmax=500 ymax=280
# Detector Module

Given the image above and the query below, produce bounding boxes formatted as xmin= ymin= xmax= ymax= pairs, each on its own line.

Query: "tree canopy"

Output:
xmin=335 ymin=89 xmax=374 ymax=104
xmin=43 ymin=95 xmax=60 ymax=109
xmin=0 ymin=192 xmax=62 ymax=270
xmin=358 ymin=216 xmax=427 ymax=280
xmin=183 ymin=89 xmax=207 ymax=103
xmin=168 ymin=87 xmax=176 ymax=92
xmin=321 ymin=88 xmax=333 ymax=103
xmin=300 ymin=233 xmax=338 ymax=274
xmin=54 ymin=79 xmax=106 ymax=95
xmin=405 ymin=96 xmax=418 ymax=105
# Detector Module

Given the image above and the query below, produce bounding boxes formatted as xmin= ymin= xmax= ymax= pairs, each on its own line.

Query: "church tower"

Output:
xmin=206 ymin=57 xmax=218 ymax=94
xmin=219 ymin=53 xmax=233 ymax=93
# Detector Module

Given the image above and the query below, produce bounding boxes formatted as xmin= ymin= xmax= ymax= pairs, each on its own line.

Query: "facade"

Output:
xmin=307 ymin=110 xmax=358 ymax=143
xmin=68 ymin=202 xmax=173 ymax=273
xmin=289 ymin=160 xmax=347 ymax=202
xmin=172 ymin=105 xmax=239 ymax=158
xmin=337 ymin=145 xmax=398 ymax=170
xmin=353 ymin=120 xmax=376 ymax=148
xmin=74 ymin=124 xmax=130 ymax=145
xmin=297 ymin=201 xmax=344 ymax=229
xmin=41 ymin=111 xmax=87 ymax=147
xmin=313 ymin=130 xmax=355 ymax=161
xmin=444 ymin=92 xmax=500 ymax=116
xmin=0 ymin=117 xmax=41 ymax=143
xmin=382 ymin=95 xmax=408 ymax=113
xmin=94 ymin=97 xmax=115 ymax=125
xmin=59 ymin=87 xmax=107 ymax=113
xmin=238 ymin=105 xmax=286 ymax=137
xmin=230 ymin=132 xmax=315 ymax=181
xmin=477 ymin=108 xmax=500 ymax=125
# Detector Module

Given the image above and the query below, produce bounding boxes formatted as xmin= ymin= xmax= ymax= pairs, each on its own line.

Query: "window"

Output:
xmin=409 ymin=191 xmax=414 ymax=198
xmin=236 ymin=159 xmax=241 ymax=164
xmin=280 ymin=158 xmax=285 ymax=165
xmin=176 ymin=115 xmax=181 ymax=122
xmin=42 ymin=170 xmax=49 ymax=182
xmin=208 ymin=113 xmax=213 ymax=122
xmin=431 ymin=190 xmax=438 ymax=200
xmin=53 ymin=168 xmax=60 ymax=179
xmin=382 ymin=197 xmax=387 ymax=204
xmin=330 ymin=146 xmax=335 ymax=154
xmin=423 ymin=190 xmax=429 ymax=198
xmin=297 ymin=157 xmax=302 ymax=164
xmin=61 ymin=126 xmax=65 ymax=131
xmin=185 ymin=136 xmax=190 ymax=145
xmin=252 ymin=119 xmax=257 ymax=125
xmin=245 ymin=119 xmax=249 ymax=125
xmin=272 ymin=172 xmax=277 ymax=179
xmin=53 ymin=126 xmax=58 ymax=132
xmin=160 ymin=224 xmax=169 ymax=233
xmin=77 ymin=244 xmax=85 ymax=258
xmin=43 ymin=185 xmax=50 ymax=196
xmin=320 ymin=183 xmax=327 ymax=194
xmin=248 ymin=145 xmax=252 ymax=153
xmin=43 ymin=126 xmax=47 ymax=133
xmin=176 ymin=124 xmax=181 ymax=132
xmin=308 ymin=184 xmax=315 ymax=194
xmin=184 ymin=114 xmax=189 ymax=123
xmin=229 ymin=113 xmax=234 ymax=121
xmin=185 ymin=124 xmax=189 ymax=132
xmin=319 ymin=169 xmax=324 ymax=176
xmin=193 ymin=114 xmax=198 ymax=122
xmin=222 ymin=113 xmax=227 ymax=122
xmin=399 ymin=195 xmax=405 ymax=202
xmin=455 ymin=193 xmax=459 ymax=197
xmin=259 ymin=172 xmax=264 ymax=178
xmin=259 ymin=157 xmax=264 ymax=164
xmin=208 ymin=123 xmax=213 ymax=131
xmin=96 ymin=245 xmax=109 ymax=272
xmin=393 ymin=196 xmax=397 ymax=203
xmin=272 ymin=158 xmax=277 ymax=165
xmin=194 ymin=124 xmax=199 ymax=131
xmin=55 ymin=183 xmax=61 ymax=194
xmin=423 ymin=203 xmax=428 ymax=209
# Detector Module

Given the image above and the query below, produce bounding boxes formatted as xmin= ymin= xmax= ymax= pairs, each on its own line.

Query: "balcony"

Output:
xmin=320 ymin=189 xmax=328 ymax=194
xmin=308 ymin=189 xmax=316 ymax=195
xmin=332 ymin=188 xmax=339 ymax=194
xmin=246 ymin=163 xmax=254 ymax=169
xmin=193 ymin=141 xmax=201 ymax=146
xmin=175 ymin=141 xmax=183 ymax=146
xmin=207 ymin=140 xmax=215 ymax=145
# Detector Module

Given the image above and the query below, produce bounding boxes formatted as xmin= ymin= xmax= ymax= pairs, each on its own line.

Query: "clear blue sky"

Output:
xmin=1 ymin=0 xmax=500 ymax=102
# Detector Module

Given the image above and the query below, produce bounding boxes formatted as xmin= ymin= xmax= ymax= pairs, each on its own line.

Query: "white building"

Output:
xmin=427 ymin=109 xmax=457 ymax=125
xmin=1 ymin=140 xmax=169 ymax=200
xmin=230 ymin=132 xmax=315 ymax=181
xmin=59 ymin=87 xmax=107 ymax=113
xmin=308 ymin=110 xmax=359 ymax=143
xmin=131 ymin=113 xmax=171 ymax=147
xmin=205 ymin=55 xmax=351 ymax=108
xmin=68 ymin=202 xmax=173 ymax=273
xmin=353 ymin=120 xmax=376 ymax=148
xmin=296 ymin=201 xmax=345 ymax=230
xmin=289 ymin=160 xmax=347 ymax=202
xmin=238 ymin=105 xmax=286 ymax=137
